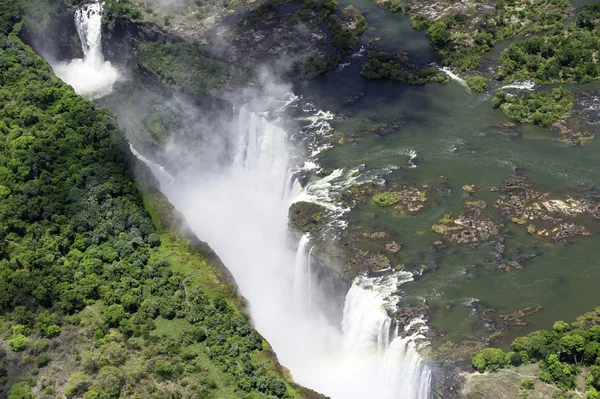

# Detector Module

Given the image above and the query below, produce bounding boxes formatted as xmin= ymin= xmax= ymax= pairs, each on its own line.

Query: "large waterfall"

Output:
xmin=51 ymin=1 xmax=432 ymax=396
xmin=140 ymin=105 xmax=432 ymax=398
xmin=53 ymin=1 xmax=119 ymax=98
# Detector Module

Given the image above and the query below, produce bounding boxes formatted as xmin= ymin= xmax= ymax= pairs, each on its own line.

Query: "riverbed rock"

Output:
xmin=499 ymin=306 xmax=542 ymax=327
xmin=385 ymin=241 xmax=401 ymax=253
xmin=432 ymin=200 xmax=502 ymax=244
xmin=494 ymin=174 xmax=600 ymax=241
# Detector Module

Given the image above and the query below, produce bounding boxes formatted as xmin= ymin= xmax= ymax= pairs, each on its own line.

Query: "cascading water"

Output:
xmin=293 ymin=234 xmax=316 ymax=316
xmin=53 ymin=1 xmax=119 ymax=98
xmin=135 ymin=102 xmax=432 ymax=398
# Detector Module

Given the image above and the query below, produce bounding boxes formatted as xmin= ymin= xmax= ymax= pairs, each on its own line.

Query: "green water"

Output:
xmin=297 ymin=5 xmax=600 ymax=344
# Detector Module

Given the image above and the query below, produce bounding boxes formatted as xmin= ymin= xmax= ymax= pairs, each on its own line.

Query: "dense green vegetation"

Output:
xmin=360 ymin=50 xmax=449 ymax=84
xmin=136 ymin=42 xmax=228 ymax=99
xmin=497 ymin=3 xmax=600 ymax=84
xmin=103 ymin=0 xmax=142 ymax=22
xmin=465 ymin=76 xmax=487 ymax=93
xmin=0 ymin=14 xmax=312 ymax=399
xmin=407 ymin=0 xmax=571 ymax=71
xmin=492 ymin=87 xmax=572 ymax=127
xmin=290 ymin=55 xmax=342 ymax=81
xmin=472 ymin=307 xmax=600 ymax=397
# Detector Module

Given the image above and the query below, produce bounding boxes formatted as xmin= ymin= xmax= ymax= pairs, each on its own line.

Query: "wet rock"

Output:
xmin=370 ymin=231 xmax=391 ymax=239
xmin=499 ymin=306 xmax=543 ymax=327
xmin=462 ymin=184 xmax=476 ymax=193
xmin=288 ymin=201 xmax=326 ymax=233
xmin=393 ymin=301 xmax=430 ymax=331
xmin=385 ymin=241 xmax=401 ymax=253
xmin=363 ymin=253 xmax=391 ymax=271
xmin=495 ymin=174 xmax=600 ymax=241
xmin=432 ymin=200 xmax=502 ymax=244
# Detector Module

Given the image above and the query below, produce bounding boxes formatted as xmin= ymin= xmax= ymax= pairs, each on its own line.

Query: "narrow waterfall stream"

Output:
xmin=57 ymin=3 xmax=433 ymax=397
xmin=53 ymin=1 xmax=119 ymax=98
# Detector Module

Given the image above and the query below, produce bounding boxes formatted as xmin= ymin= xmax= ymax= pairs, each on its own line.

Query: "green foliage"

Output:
xmin=520 ymin=378 xmax=535 ymax=390
xmin=492 ymin=87 xmax=573 ymax=127
xmin=291 ymin=55 xmax=341 ymax=81
xmin=0 ymin=30 xmax=293 ymax=399
xmin=65 ymin=372 xmax=91 ymax=398
xmin=8 ymin=334 xmax=28 ymax=351
xmin=103 ymin=304 xmax=127 ymax=328
xmin=8 ymin=382 xmax=34 ymax=399
xmin=136 ymin=42 xmax=228 ymax=100
xmin=35 ymin=353 xmax=50 ymax=368
xmin=154 ymin=359 xmax=175 ymax=380
xmin=539 ymin=353 xmax=575 ymax=390
xmin=361 ymin=50 xmax=449 ymax=84
xmin=417 ymin=0 xmax=570 ymax=71
xmin=103 ymin=0 xmax=142 ymax=22
xmin=465 ymin=76 xmax=487 ymax=93
xmin=588 ymin=387 xmax=600 ymax=399
xmin=0 ymin=0 xmax=23 ymax=36
xmin=372 ymin=192 xmax=401 ymax=207
xmin=472 ymin=348 xmax=507 ymax=372
xmin=554 ymin=321 xmax=571 ymax=333
xmin=497 ymin=7 xmax=600 ymax=84
xmin=411 ymin=15 xmax=431 ymax=31
xmin=428 ymin=22 xmax=450 ymax=50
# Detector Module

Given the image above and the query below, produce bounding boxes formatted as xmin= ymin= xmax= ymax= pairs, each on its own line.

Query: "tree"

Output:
xmin=553 ymin=320 xmax=570 ymax=333
xmin=560 ymin=334 xmax=586 ymax=364
xmin=428 ymin=22 xmax=450 ymax=50
xmin=472 ymin=348 xmax=507 ymax=372
xmin=102 ymin=304 xmax=127 ymax=327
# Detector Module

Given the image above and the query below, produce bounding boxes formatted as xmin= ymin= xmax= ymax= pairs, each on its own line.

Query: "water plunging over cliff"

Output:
xmin=53 ymin=1 xmax=119 ymax=98
xmin=138 ymin=105 xmax=432 ymax=398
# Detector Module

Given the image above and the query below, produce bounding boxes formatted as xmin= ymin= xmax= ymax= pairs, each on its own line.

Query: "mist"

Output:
xmin=47 ymin=0 xmax=433 ymax=396
xmin=133 ymin=69 xmax=431 ymax=397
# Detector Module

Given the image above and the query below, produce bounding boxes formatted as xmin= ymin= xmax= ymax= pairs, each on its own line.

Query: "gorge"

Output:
xmin=4 ymin=0 xmax=600 ymax=398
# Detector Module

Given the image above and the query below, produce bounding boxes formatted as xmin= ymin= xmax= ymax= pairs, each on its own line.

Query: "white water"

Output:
xmin=135 ymin=105 xmax=432 ymax=398
xmin=501 ymin=80 xmax=536 ymax=91
xmin=53 ymin=1 xmax=119 ymax=98
xmin=440 ymin=66 xmax=468 ymax=88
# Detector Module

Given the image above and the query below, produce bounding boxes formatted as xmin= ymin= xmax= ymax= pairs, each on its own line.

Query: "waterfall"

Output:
xmin=341 ymin=274 xmax=432 ymax=399
xmin=135 ymin=105 xmax=432 ymax=399
xmin=53 ymin=1 xmax=119 ymax=98
xmin=293 ymin=233 xmax=316 ymax=316
xmin=293 ymin=234 xmax=311 ymax=312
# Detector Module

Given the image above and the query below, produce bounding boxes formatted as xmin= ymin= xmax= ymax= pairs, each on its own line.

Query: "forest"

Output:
xmin=0 ymin=6 xmax=304 ymax=398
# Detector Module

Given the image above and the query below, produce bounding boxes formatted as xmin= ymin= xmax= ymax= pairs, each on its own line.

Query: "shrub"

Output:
xmin=35 ymin=354 xmax=50 ymax=368
xmin=466 ymin=76 xmax=487 ymax=93
xmin=154 ymin=360 xmax=175 ymax=380
xmin=472 ymin=348 xmax=507 ymax=372
xmin=9 ymin=334 xmax=28 ymax=352
xmin=372 ymin=192 xmax=400 ymax=207
xmin=520 ymin=378 xmax=534 ymax=390
xmin=8 ymin=382 xmax=34 ymax=399
xmin=65 ymin=372 xmax=92 ymax=398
